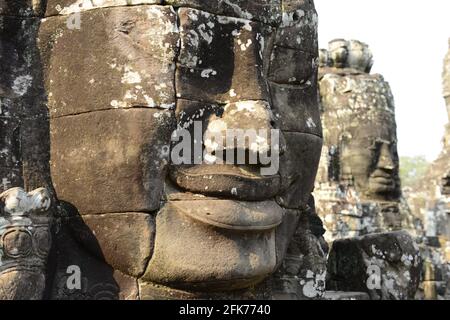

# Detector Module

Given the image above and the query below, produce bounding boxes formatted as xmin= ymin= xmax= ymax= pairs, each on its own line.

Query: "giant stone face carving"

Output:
xmin=315 ymin=40 xmax=418 ymax=243
xmin=319 ymin=39 xmax=400 ymax=202
xmin=39 ymin=0 xmax=326 ymax=299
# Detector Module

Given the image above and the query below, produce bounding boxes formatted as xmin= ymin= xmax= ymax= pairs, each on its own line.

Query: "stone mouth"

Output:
xmin=369 ymin=171 xmax=397 ymax=192
xmin=170 ymin=164 xmax=281 ymax=201
xmin=170 ymin=199 xmax=284 ymax=231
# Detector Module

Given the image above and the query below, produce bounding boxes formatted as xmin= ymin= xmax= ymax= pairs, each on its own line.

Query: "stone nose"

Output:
xmin=204 ymin=100 xmax=285 ymax=158
xmin=376 ymin=143 xmax=395 ymax=171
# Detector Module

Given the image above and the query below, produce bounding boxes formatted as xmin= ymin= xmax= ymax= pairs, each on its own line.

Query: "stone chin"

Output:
xmin=141 ymin=198 xmax=295 ymax=291
xmin=367 ymin=176 xmax=400 ymax=200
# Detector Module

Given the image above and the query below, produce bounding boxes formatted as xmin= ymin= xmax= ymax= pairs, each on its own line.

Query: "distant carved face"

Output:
xmin=320 ymin=70 xmax=400 ymax=202
xmin=340 ymin=121 xmax=400 ymax=201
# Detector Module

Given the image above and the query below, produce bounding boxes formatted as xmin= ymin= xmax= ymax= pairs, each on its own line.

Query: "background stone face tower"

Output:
xmin=315 ymin=39 xmax=417 ymax=243
xmin=316 ymin=40 xmax=422 ymax=300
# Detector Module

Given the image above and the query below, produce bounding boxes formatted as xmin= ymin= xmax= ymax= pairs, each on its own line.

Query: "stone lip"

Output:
xmin=171 ymin=199 xmax=283 ymax=231
xmin=170 ymin=164 xmax=281 ymax=201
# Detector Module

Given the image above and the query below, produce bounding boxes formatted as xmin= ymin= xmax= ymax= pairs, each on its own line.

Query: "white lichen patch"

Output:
xmin=121 ymin=68 xmax=142 ymax=84
xmin=12 ymin=75 xmax=33 ymax=97
xmin=200 ymin=69 xmax=217 ymax=78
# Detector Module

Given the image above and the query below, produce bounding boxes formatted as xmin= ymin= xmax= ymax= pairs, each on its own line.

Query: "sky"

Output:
xmin=315 ymin=0 xmax=450 ymax=161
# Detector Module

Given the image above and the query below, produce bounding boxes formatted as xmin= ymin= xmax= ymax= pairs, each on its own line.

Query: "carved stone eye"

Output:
xmin=2 ymin=229 xmax=33 ymax=258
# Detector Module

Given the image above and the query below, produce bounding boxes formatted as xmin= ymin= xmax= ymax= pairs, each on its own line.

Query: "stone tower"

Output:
xmin=315 ymin=39 xmax=417 ymax=243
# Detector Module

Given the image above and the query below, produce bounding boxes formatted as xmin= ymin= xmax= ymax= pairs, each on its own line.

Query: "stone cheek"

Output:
xmin=39 ymin=5 xmax=179 ymax=118
xmin=269 ymin=83 xmax=322 ymax=136
xmin=50 ymin=109 xmax=175 ymax=215
xmin=268 ymin=47 xmax=316 ymax=86
xmin=68 ymin=213 xmax=155 ymax=278
xmin=277 ymin=132 xmax=323 ymax=209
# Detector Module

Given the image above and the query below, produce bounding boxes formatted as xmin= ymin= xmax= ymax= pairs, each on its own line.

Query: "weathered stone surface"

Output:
xmin=315 ymin=43 xmax=419 ymax=242
xmin=50 ymin=109 xmax=174 ymax=214
xmin=327 ymin=231 xmax=422 ymax=300
xmin=0 ymin=117 xmax=21 ymax=168
xmin=68 ymin=212 xmax=155 ymax=278
xmin=277 ymin=132 xmax=322 ymax=209
xmin=138 ymin=280 xmax=271 ymax=300
xmin=0 ymin=17 xmax=42 ymax=116
xmin=0 ymin=187 xmax=52 ymax=300
xmin=176 ymin=8 xmax=270 ymax=104
xmin=0 ymin=1 xmax=44 ymax=17
xmin=0 ymin=167 xmax=22 ymax=193
xmin=50 ymin=225 xmax=121 ymax=300
xmin=45 ymin=0 xmax=161 ymax=16
xmin=143 ymin=200 xmax=281 ymax=291
xmin=315 ymin=40 xmax=408 ymax=251
xmin=271 ymin=203 xmax=327 ymax=300
xmin=268 ymin=46 xmax=317 ymax=86
xmin=20 ymin=115 xmax=54 ymax=193
xmin=171 ymin=98 xmax=282 ymax=200
xmin=269 ymin=83 xmax=322 ymax=135
xmin=175 ymin=98 xmax=276 ymax=153
xmin=324 ymin=291 xmax=370 ymax=300
xmin=0 ymin=271 xmax=45 ymax=300
xmin=113 ymin=270 xmax=139 ymax=300
xmin=39 ymin=0 xmax=325 ymax=300
xmin=167 ymin=0 xmax=282 ymax=25
xmin=274 ymin=0 xmax=318 ymax=53
xmin=39 ymin=5 xmax=178 ymax=118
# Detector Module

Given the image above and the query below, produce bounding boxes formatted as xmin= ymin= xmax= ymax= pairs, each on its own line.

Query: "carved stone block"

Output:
xmin=45 ymin=0 xmax=162 ymax=16
xmin=327 ymin=231 xmax=422 ymax=300
xmin=50 ymin=109 xmax=175 ymax=214
xmin=277 ymin=132 xmax=322 ymax=209
xmin=269 ymin=83 xmax=322 ymax=135
xmin=39 ymin=5 xmax=179 ymax=118
xmin=176 ymin=8 xmax=270 ymax=104
xmin=167 ymin=0 xmax=282 ymax=25
xmin=68 ymin=212 xmax=155 ymax=278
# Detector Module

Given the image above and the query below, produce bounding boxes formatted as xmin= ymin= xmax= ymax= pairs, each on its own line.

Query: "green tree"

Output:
xmin=400 ymin=156 xmax=430 ymax=189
